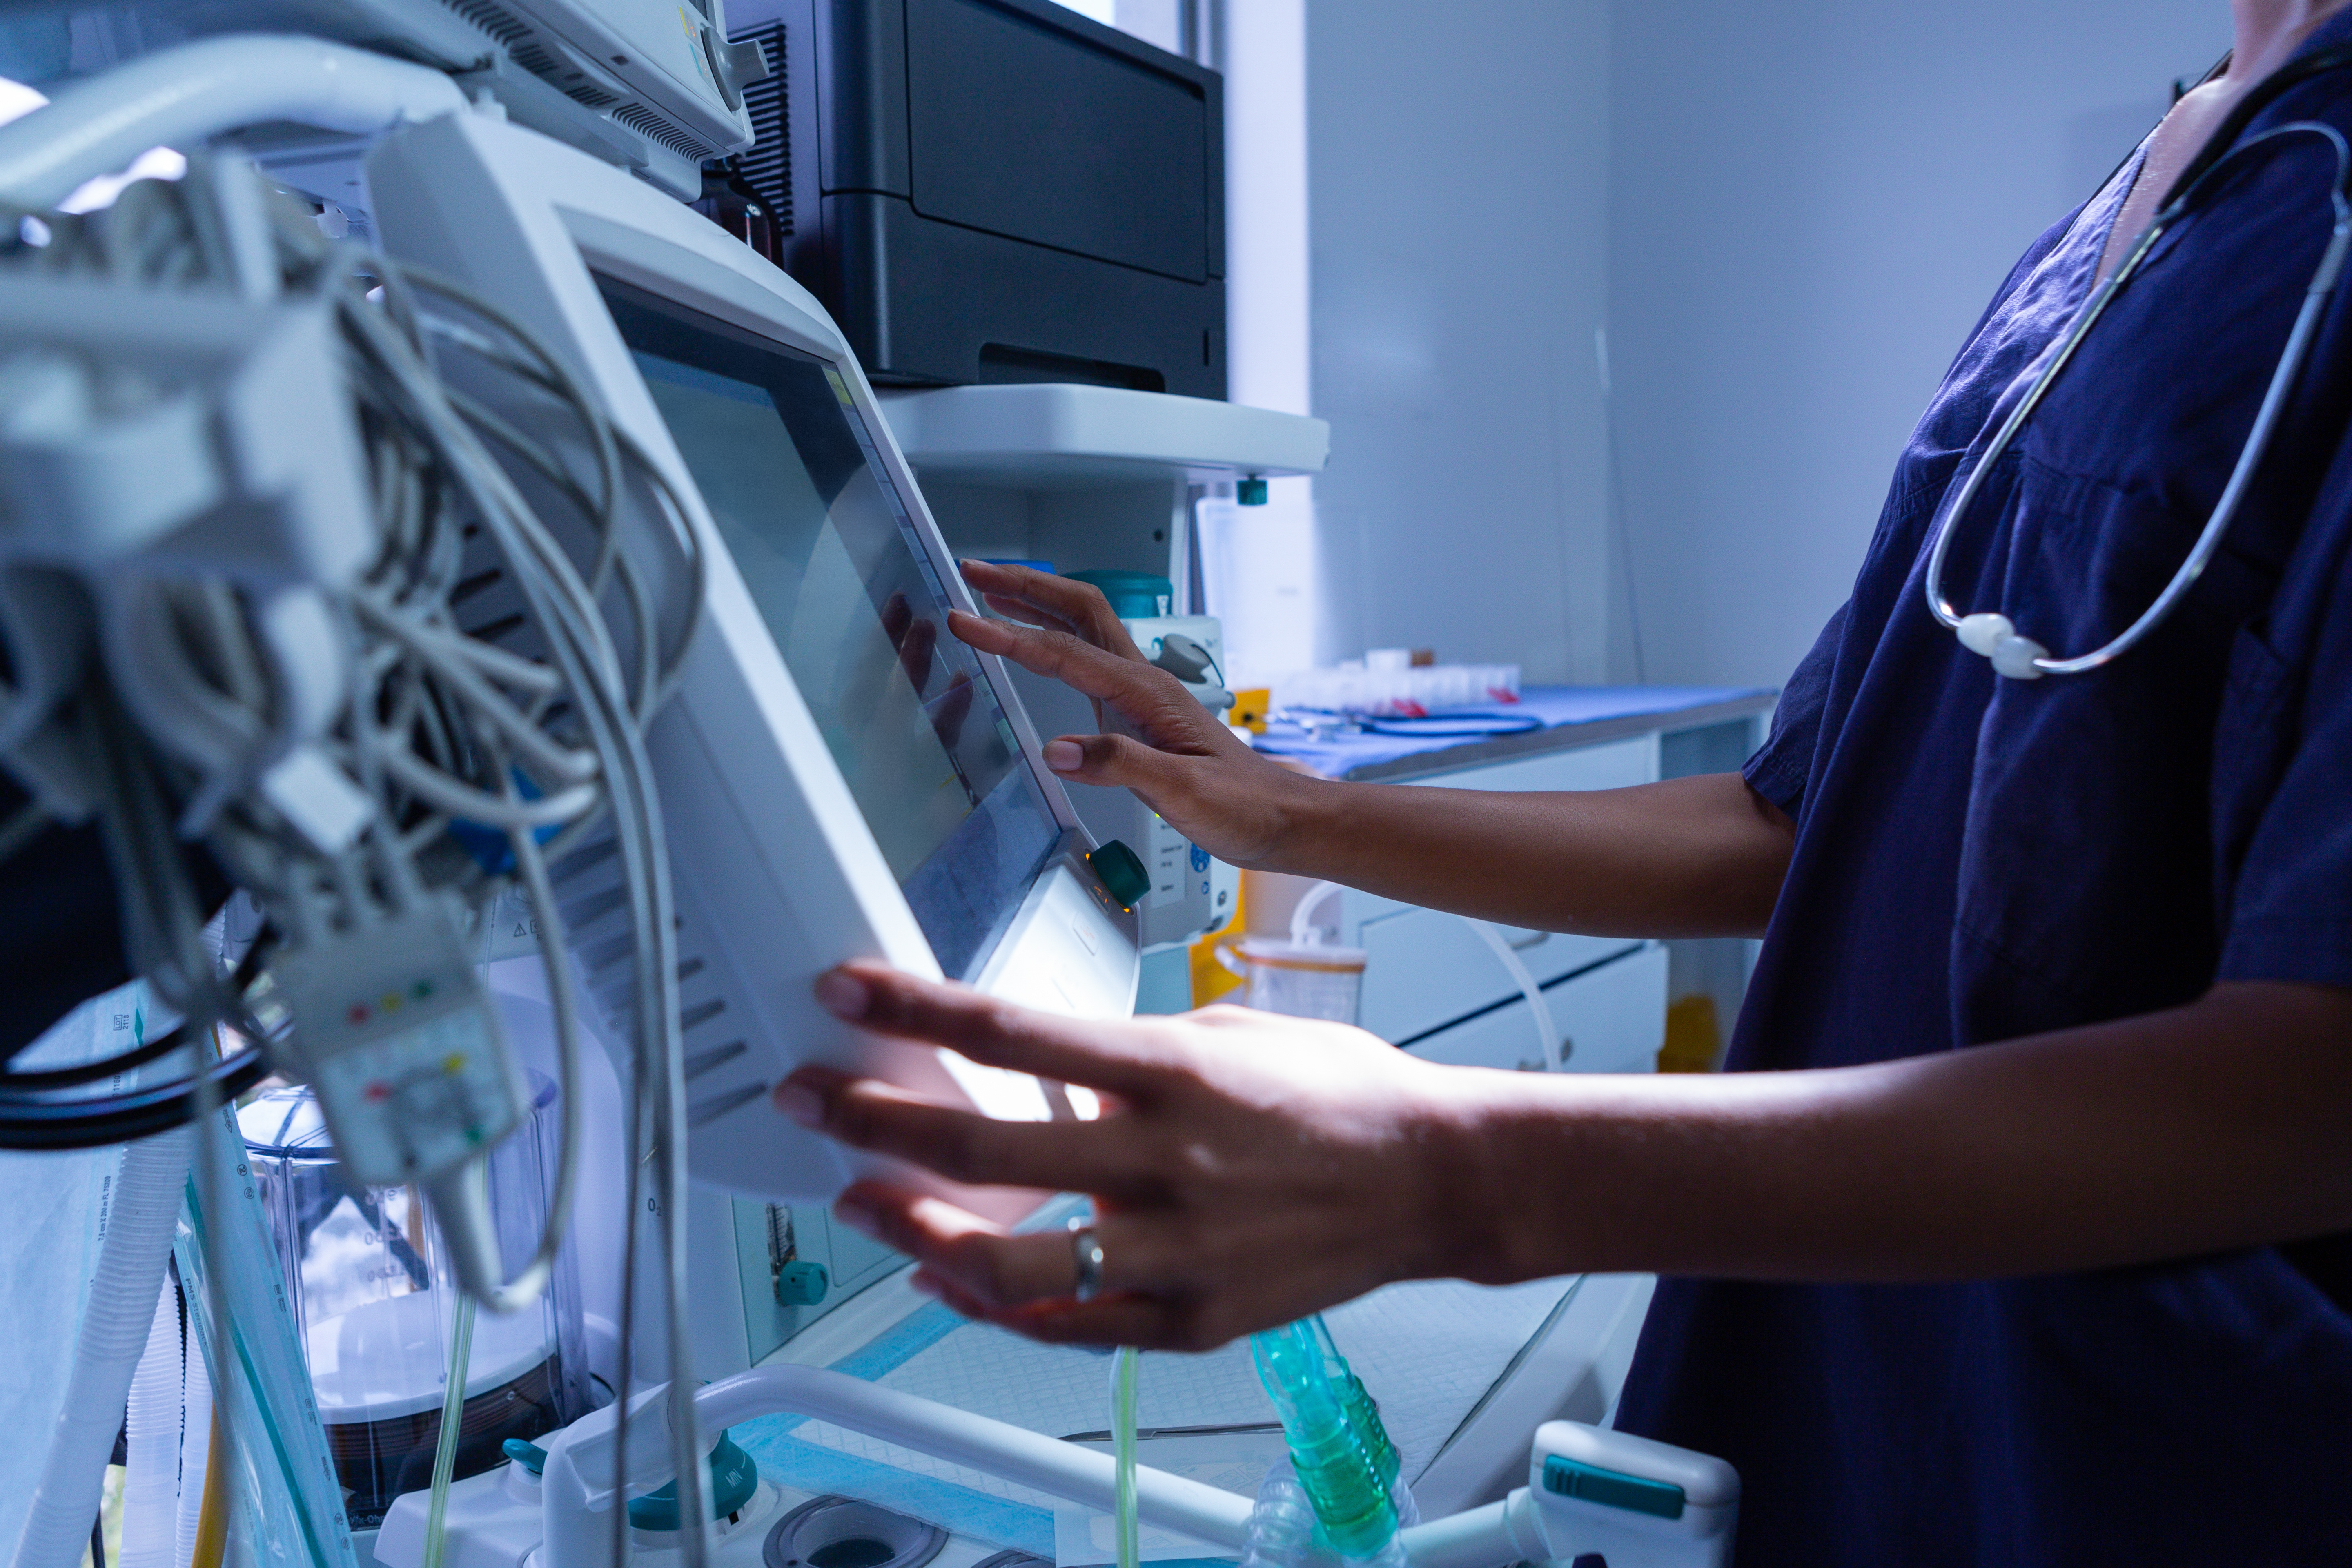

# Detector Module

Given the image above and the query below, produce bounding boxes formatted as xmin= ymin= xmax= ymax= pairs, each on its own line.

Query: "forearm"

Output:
xmin=1258 ymin=770 xmax=1794 ymax=938
xmin=1431 ymin=981 xmax=2352 ymax=1284
xmin=944 ymin=582 xmax=1790 ymax=938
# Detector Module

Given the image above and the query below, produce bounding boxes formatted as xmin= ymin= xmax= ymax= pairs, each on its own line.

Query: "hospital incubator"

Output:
xmin=0 ymin=7 xmax=1740 ymax=1568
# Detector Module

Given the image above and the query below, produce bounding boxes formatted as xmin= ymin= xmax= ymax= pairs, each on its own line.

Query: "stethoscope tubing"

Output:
xmin=1921 ymin=119 xmax=2352 ymax=677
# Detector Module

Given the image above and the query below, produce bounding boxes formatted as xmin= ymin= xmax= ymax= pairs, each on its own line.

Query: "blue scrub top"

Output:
xmin=1615 ymin=27 xmax=2352 ymax=1566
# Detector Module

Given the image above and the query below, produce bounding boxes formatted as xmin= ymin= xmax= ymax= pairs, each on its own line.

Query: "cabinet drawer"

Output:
xmin=1358 ymin=913 xmax=1639 ymax=1045
xmin=1401 ymin=733 xmax=1659 ymax=796
xmin=1343 ymin=736 xmax=1660 ymax=1043
xmin=1404 ymin=944 xmax=1668 ymax=1076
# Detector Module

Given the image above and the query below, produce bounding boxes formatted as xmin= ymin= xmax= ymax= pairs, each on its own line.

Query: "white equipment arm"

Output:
xmin=540 ymin=1363 xmax=1257 ymax=1568
xmin=383 ymin=1362 xmax=1740 ymax=1568
xmin=0 ymin=33 xmax=467 ymax=209
xmin=536 ymin=1368 xmax=1740 ymax=1568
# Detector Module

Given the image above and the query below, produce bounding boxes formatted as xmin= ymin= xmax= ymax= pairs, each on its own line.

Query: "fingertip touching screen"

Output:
xmin=598 ymin=278 xmax=1059 ymax=978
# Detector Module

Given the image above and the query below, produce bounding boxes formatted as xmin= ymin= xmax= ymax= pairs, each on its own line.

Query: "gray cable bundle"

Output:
xmin=0 ymin=155 xmax=717 ymax=1560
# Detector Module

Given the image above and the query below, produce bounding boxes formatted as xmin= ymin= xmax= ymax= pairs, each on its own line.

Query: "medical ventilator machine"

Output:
xmin=0 ymin=5 xmax=1738 ymax=1566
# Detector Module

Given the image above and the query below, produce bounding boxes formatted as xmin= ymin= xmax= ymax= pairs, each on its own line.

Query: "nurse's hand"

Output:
xmin=774 ymin=960 xmax=1480 ymax=1350
xmin=949 ymin=560 xmax=1310 ymax=867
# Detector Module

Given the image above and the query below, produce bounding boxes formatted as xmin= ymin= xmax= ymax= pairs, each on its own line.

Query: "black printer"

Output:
xmin=725 ymin=0 xmax=1226 ymax=399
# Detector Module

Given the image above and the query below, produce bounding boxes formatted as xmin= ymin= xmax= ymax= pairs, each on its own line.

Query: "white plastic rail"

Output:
xmin=0 ymin=33 xmax=467 ymax=209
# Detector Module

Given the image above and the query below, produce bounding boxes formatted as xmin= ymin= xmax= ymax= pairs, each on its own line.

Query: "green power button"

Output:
xmin=1087 ymin=840 xmax=1152 ymax=909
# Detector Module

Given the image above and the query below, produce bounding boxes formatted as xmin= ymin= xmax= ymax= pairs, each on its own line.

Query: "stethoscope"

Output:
xmin=1924 ymin=49 xmax=2352 ymax=679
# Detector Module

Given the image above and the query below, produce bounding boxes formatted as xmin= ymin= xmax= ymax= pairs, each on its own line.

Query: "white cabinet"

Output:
xmin=1356 ymin=913 xmax=1640 ymax=1046
xmin=1342 ymin=736 xmax=1660 ymax=1046
xmin=1405 ymin=943 xmax=1668 ymax=1076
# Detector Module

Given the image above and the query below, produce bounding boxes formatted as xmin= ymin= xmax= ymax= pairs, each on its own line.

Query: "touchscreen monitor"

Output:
xmin=600 ymin=279 xmax=1060 ymax=981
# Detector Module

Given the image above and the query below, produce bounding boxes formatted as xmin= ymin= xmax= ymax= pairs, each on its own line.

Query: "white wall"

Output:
xmin=1306 ymin=0 xmax=1613 ymax=682
xmin=1608 ymin=0 xmax=2222 ymax=688
xmin=1211 ymin=0 xmax=1321 ymax=684
xmin=1296 ymin=2 xmax=2227 ymax=692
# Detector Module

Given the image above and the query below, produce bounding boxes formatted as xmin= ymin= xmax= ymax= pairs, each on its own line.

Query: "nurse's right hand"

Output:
xmin=949 ymin=559 xmax=1314 ymax=868
xmin=780 ymin=960 xmax=1486 ymax=1350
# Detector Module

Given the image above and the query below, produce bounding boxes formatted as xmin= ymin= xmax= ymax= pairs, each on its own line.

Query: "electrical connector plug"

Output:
xmin=270 ymin=898 xmax=530 ymax=1303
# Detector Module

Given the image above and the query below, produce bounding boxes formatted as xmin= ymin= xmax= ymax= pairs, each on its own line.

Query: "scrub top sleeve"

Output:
xmin=2217 ymin=555 xmax=2352 ymax=990
xmin=1742 ymin=599 xmax=1848 ymax=821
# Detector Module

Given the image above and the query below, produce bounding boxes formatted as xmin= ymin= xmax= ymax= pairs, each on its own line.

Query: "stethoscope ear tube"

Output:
xmin=1923 ymin=114 xmax=2352 ymax=680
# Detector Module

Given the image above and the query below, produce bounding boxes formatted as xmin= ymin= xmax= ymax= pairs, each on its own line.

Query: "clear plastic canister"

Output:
xmin=1218 ymin=937 xmax=1368 ymax=1025
xmin=239 ymin=1074 xmax=587 ymax=1529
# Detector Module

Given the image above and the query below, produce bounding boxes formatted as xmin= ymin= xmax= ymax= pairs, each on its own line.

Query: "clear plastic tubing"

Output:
xmin=8 ymin=1129 xmax=192 ymax=1568
xmin=1111 ymin=1348 xmax=1141 ymax=1568
xmin=1248 ymin=1321 xmax=1396 ymax=1560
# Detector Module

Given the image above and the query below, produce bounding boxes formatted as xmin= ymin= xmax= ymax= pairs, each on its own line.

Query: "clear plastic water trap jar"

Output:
xmin=239 ymin=1075 xmax=588 ymax=1528
xmin=1218 ymin=937 xmax=1368 ymax=1025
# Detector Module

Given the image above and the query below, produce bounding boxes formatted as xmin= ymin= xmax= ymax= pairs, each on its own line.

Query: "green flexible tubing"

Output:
xmin=1112 ymin=1346 xmax=1141 ymax=1568
xmin=1250 ymin=1320 xmax=1396 ymax=1559
xmin=422 ymin=1292 xmax=478 ymax=1568
xmin=1303 ymin=1316 xmax=1401 ymax=1488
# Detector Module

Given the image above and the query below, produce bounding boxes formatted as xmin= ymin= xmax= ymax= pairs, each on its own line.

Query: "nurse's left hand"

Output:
xmin=773 ymin=960 xmax=1481 ymax=1350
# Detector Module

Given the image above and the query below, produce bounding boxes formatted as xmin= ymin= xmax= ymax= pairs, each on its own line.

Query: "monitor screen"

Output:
xmin=599 ymin=278 xmax=1060 ymax=979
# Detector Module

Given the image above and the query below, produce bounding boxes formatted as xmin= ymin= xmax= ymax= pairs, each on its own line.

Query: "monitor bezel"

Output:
xmin=365 ymin=107 xmax=1139 ymax=1207
xmin=551 ymin=214 xmax=1078 ymax=853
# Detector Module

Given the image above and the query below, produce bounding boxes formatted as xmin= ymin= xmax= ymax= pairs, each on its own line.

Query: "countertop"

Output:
xmin=1250 ymin=684 xmax=1776 ymax=782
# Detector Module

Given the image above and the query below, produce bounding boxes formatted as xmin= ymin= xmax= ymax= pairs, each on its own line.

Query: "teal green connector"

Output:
xmin=1250 ymin=1320 xmax=1396 ymax=1559
xmin=1303 ymin=1316 xmax=1401 ymax=1490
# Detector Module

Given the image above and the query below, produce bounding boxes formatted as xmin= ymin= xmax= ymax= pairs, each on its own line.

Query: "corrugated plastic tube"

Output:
xmin=6 ymin=1129 xmax=191 ymax=1568
xmin=117 ymin=1281 xmax=183 ymax=1568
xmin=173 ymin=1335 xmax=213 ymax=1568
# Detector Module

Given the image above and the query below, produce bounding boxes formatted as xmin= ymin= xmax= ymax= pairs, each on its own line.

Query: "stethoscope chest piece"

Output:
xmin=1955 ymin=613 xmax=2050 ymax=680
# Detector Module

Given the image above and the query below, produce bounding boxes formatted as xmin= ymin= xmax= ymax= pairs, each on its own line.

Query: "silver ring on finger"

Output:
xmin=1068 ymin=1216 xmax=1105 ymax=1303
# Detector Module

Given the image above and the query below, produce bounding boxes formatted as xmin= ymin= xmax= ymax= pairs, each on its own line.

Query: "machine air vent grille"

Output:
xmin=510 ymin=40 xmax=561 ymax=77
xmin=435 ymin=0 xmax=530 ymax=47
xmin=613 ymin=103 xmax=719 ymax=163
xmin=565 ymin=82 xmax=622 ymax=109
xmin=731 ymin=22 xmax=791 ymax=236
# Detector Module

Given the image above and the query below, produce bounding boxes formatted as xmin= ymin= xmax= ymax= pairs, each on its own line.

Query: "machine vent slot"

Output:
xmin=680 ymin=997 xmax=727 ymax=1032
xmin=730 ymin=21 xmax=791 ymax=236
xmin=688 ymin=1082 xmax=767 ymax=1127
xmin=559 ymin=884 xmax=628 ymax=931
xmin=683 ymin=1040 xmax=748 ymax=1080
xmin=564 ymin=82 xmax=622 ymax=109
xmin=468 ymin=610 xmax=527 ymax=644
xmin=557 ymin=835 xmax=620 ymax=875
xmin=435 ymin=0 xmax=530 ymax=47
xmin=581 ymin=931 xmax=635 ymax=977
xmin=612 ymin=104 xmax=719 ymax=163
xmin=510 ymin=41 xmax=561 ymax=77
